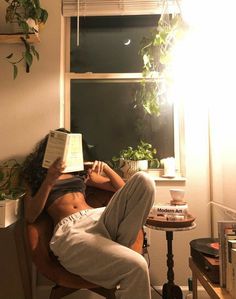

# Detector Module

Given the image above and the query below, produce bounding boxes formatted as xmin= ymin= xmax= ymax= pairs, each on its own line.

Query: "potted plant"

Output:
xmin=112 ymin=141 xmax=159 ymax=178
xmin=0 ymin=159 xmax=25 ymax=227
xmin=4 ymin=0 xmax=48 ymax=79
xmin=0 ymin=159 xmax=25 ymax=200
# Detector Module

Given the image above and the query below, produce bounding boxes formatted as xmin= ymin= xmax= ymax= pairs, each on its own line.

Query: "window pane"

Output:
xmin=71 ymin=80 xmax=174 ymax=162
xmin=70 ymin=15 xmax=160 ymax=73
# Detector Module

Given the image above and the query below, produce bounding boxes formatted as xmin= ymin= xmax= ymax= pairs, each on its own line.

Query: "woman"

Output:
xmin=22 ymin=129 xmax=156 ymax=299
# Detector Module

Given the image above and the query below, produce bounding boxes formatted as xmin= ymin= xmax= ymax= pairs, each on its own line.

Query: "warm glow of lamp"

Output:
xmin=168 ymin=0 xmax=236 ymax=118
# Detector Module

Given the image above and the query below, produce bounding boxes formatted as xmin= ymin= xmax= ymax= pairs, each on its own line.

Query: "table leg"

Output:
xmin=192 ymin=271 xmax=198 ymax=299
xmin=162 ymin=231 xmax=183 ymax=299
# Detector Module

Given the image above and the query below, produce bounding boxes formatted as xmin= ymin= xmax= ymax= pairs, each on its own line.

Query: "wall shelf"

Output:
xmin=0 ymin=33 xmax=40 ymax=44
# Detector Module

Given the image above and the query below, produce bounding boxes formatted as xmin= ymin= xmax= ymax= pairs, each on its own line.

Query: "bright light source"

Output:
xmin=168 ymin=0 xmax=236 ymax=115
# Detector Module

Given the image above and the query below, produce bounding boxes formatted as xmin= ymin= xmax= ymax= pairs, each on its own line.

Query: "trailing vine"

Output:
xmin=4 ymin=0 xmax=48 ymax=79
xmin=134 ymin=12 xmax=185 ymax=116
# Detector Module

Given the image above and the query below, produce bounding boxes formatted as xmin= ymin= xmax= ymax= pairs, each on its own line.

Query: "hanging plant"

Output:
xmin=134 ymin=6 xmax=186 ymax=116
xmin=4 ymin=0 xmax=48 ymax=79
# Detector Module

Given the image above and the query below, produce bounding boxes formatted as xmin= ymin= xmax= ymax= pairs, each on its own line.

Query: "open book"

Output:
xmin=42 ymin=130 xmax=84 ymax=173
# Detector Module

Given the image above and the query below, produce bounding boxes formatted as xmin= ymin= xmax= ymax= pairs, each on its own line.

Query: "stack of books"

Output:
xmin=150 ymin=203 xmax=188 ymax=220
xmin=218 ymin=220 xmax=236 ymax=296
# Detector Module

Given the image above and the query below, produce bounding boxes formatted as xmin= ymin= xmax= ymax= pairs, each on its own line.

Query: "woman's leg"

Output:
xmin=50 ymin=172 xmax=155 ymax=299
xmin=93 ymin=171 xmax=156 ymax=247
xmin=51 ymin=218 xmax=151 ymax=299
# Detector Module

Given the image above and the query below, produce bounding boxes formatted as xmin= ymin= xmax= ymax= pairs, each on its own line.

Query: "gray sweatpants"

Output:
xmin=50 ymin=171 xmax=155 ymax=299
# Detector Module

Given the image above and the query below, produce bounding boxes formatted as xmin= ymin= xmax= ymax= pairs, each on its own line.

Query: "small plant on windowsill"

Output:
xmin=4 ymin=0 xmax=48 ymax=79
xmin=134 ymin=5 xmax=186 ymax=116
xmin=112 ymin=141 xmax=159 ymax=178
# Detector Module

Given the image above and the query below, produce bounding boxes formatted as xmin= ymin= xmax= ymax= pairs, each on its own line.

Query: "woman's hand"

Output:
xmin=90 ymin=160 xmax=107 ymax=175
xmin=86 ymin=160 xmax=107 ymax=182
xmin=86 ymin=160 xmax=125 ymax=191
xmin=45 ymin=158 xmax=66 ymax=186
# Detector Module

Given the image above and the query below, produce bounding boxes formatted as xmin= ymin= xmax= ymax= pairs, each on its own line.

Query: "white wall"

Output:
xmin=0 ymin=0 xmax=62 ymax=162
xmin=0 ymin=1 xmax=62 ymax=298
xmin=148 ymin=99 xmax=211 ymax=287
xmin=0 ymin=1 xmax=212 ymax=298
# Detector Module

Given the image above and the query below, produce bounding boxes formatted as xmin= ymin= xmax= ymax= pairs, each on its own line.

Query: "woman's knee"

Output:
xmin=131 ymin=255 xmax=149 ymax=279
xmin=132 ymin=171 xmax=156 ymax=195
xmin=125 ymin=252 xmax=149 ymax=274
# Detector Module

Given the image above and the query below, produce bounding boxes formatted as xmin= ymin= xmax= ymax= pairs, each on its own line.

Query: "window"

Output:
xmin=64 ymin=15 xmax=183 ymax=170
xmin=70 ymin=16 xmax=158 ymax=73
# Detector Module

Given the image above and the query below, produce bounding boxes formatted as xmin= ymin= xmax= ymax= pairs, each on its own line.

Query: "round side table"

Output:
xmin=146 ymin=220 xmax=196 ymax=299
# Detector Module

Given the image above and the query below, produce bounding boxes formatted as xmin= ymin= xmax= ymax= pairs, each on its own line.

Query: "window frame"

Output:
xmin=63 ymin=17 xmax=185 ymax=177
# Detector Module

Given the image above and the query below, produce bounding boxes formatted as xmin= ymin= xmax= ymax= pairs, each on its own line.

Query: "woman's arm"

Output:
xmin=85 ymin=161 xmax=125 ymax=192
xmin=24 ymin=158 xmax=65 ymax=223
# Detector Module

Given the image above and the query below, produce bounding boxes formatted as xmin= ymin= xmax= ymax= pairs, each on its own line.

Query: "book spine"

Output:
xmin=226 ymin=238 xmax=236 ymax=293
xmin=150 ymin=204 xmax=188 ymax=216
xmin=218 ymin=221 xmax=236 ymax=287
xmin=231 ymin=249 xmax=236 ymax=298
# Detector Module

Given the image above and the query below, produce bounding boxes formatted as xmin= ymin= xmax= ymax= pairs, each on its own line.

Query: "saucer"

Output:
xmin=162 ymin=175 xmax=175 ymax=178
xmin=170 ymin=200 xmax=187 ymax=206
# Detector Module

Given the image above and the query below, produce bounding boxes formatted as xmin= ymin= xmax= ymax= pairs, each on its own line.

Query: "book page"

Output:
xmin=42 ymin=131 xmax=68 ymax=169
xmin=64 ymin=134 xmax=84 ymax=173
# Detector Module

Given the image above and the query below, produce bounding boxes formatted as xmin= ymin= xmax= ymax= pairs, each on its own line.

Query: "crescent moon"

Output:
xmin=124 ymin=39 xmax=131 ymax=46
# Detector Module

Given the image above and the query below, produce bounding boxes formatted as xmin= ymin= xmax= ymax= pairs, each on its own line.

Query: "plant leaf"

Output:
xmin=41 ymin=9 xmax=48 ymax=24
xmin=143 ymin=54 xmax=150 ymax=68
xmin=20 ymin=21 xmax=30 ymax=34
xmin=13 ymin=65 xmax=18 ymax=80
xmin=6 ymin=53 xmax=13 ymax=59
xmin=0 ymin=171 xmax=4 ymax=181
xmin=35 ymin=8 xmax=42 ymax=20
xmin=24 ymin=51 xmax=33 ymax=67
xmin=20 ymin=37 xmax=30 ymax=51
xmin=31 ymin=45 xmax=39 ymax=60
xmin=33 ymin=0 xmax=40 ymax=8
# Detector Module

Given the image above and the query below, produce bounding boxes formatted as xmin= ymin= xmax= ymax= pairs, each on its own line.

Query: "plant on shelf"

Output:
xmin=0 ymin=159 xmax=25 ymax=200
xmin=134 ymin=2 xmax=185 ymax=116
xmin=4 ymin=0 xmax=48 ymax=79
xmin=112 ymin=141 xmax=159 ymax=178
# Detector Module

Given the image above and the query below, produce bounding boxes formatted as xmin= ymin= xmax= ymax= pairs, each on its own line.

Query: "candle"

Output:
xmin=162 ymin=157 xmax=176 ymax=177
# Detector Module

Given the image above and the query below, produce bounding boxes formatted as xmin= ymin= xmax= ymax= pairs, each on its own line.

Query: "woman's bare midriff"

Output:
xmin=47 ymin=192 xmax=93 ymax=225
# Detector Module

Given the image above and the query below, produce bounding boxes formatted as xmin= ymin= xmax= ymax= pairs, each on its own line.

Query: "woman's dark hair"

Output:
xmin=22 ymin=128 xmax=70 ymax=196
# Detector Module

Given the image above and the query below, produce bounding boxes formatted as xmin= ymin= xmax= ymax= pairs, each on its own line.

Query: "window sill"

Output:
xmin=154 ymin=176 xmax=186 ymax=182
xmin=145 ymin=169 xmax=186 ymax=182
xmin=122 ymin=169 xmax=186 ymax=183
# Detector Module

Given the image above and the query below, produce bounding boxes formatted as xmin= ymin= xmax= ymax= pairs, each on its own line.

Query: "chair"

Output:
xmin=25 ymin=186 xmax=144 ymax=299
